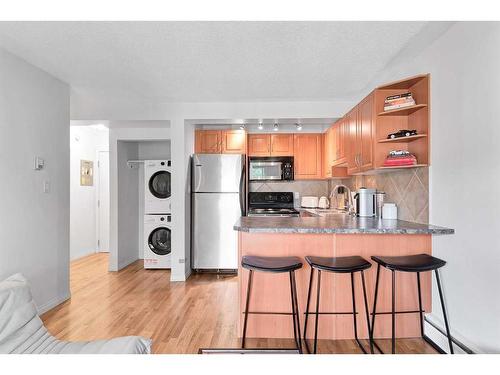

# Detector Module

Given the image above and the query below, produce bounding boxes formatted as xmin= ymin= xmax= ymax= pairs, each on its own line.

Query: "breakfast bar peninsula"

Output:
xmin=233 ymin=212 xmax=454 ymax=342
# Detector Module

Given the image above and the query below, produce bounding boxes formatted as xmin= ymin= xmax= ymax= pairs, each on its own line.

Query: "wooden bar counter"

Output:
xmin=233 ymin=213 xmax=454 ymax=340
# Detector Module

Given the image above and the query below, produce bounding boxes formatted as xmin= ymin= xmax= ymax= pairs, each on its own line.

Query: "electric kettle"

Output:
xmin=354 ymin=188 xmax=376 ymax=217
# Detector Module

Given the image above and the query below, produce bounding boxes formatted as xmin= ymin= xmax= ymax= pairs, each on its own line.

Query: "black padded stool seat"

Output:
xmin=242 ymin=255 xmax=303 ymax=273
xmin=306 ymin=255 xmax=371 ymax=273
xmin=371 ymin=254 xmax=446 ymax=272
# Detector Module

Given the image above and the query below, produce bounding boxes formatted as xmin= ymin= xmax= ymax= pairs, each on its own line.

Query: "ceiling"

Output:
xmin=0 ymin=21 xmax=429 ymax=102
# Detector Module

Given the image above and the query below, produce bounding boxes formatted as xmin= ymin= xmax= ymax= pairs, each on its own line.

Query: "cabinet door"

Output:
xmin=248 ymin=134 xmax=271 ymax=156
xmin=221 ymin=129 xmax=246 ymax=154
xmin=293 ymin=134 xmax=323 ymax=179
xmin=323 ymin=126 xmax=334 ymax=177
xmin=337 ymin=120 xmax=347 ymax=164
xmin=346 ymin=109 xmax=360 ymax=175
xmin=195 ymin=130 xmax=222 ymax=154
xmin=270 ymin=134 xmax=294 ymax=156
xmin=358 ymin=94 xmax=374 ymax=171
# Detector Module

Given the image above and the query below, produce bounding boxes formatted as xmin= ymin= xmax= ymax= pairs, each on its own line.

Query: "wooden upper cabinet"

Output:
xmin=345 ymin=92 xmax=375 ymax=174
xmin=293 ymin=134 xmax=323 ymax=180
xmin=195 ymin=129 xmax=222 ymax=154
xmin=248 ymin=134 xmax=271 ymax=156
xmin=323 ymin=126 xmax=334 ymax=178
xmin=195 ymin=129 xmax=246 ymax=154
xmin=221 ymin=129 xmax=246 ymax=154
xmin=270 ymin=134 xmax=294 ymax=156
xmin=358 ymin=93 xmax=374 ymax=171
xmin=346 ymin=108 xmax=360 ymax=175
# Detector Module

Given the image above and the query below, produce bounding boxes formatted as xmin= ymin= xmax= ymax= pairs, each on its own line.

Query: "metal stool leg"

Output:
xmin=351 ymin=272 xmax=366 ymax=353
xmin=416 ymin=272 xmax=425 ymax=338
xmin=435 ymin=269 xmax=454 ymax=354
xmin=360 ymin=270 xmax=373 ymax=354
xmin=391 ymin=270 xmax=396 ymax=354
xmin=289 ymin=271 xmax=300 ymax=352
xmin=303 ymin=267 xmax=314 ymax=353
xmin=313 ymin=269 xmax=321 ymax=354
xmin=291 ymin=271 xmax=303 ymax=353
xmin=370 ymin=264 xmax=381 ymax=353
xmin=241 ymin=269 xmax=253 ymax=348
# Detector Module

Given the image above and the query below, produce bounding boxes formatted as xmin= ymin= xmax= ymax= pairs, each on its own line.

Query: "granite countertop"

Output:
xmin=233 ymin=213 xmax=455 ymax=235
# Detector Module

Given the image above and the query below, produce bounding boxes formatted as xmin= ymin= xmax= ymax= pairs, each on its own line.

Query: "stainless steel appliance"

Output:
xmin=249 ymin=156 xmax=294 ymax=181
xmin=247 ymin=192 xmax=300 ymax=217
xmin=192 ymin=154 xmax=246 ymax=270
xmin=354 ymin=188 xmax=376 ymax=217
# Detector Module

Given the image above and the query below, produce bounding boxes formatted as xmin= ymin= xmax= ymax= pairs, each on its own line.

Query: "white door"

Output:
xmin=97 ymin=151 xmax=110 ymax=252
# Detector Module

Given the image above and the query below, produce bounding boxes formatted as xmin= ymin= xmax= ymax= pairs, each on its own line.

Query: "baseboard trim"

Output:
xmin=37 ymin=292 xmax=71 ymax=315
xmin=424 ymin=315 xmax=475 ymax=354
xmin=117 ymin=257 xmax=139 ymax=271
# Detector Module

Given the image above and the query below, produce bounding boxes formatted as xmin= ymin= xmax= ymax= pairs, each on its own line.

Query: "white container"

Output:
xmin=318 ymin=196 xmax=329 ymax=209
xmin=301 ymin=196 xmax=319 ymax=208
xmin=382 ymin=203 xmax=398 ymax=220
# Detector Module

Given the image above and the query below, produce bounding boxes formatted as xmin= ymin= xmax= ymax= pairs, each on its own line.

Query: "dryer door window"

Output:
xmin=149 ymin=171 xmax=171 ymax=199
xmin=148 ymin=227 xmax=171 ymax=256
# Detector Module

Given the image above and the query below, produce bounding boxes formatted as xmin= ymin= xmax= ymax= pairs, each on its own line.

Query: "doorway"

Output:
xmin=69 ymin=123 xmax=109 ymax=263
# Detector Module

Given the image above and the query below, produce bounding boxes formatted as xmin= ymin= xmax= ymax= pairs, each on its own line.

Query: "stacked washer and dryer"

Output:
xmin=143 ymin=160 xmax=172 ymax=269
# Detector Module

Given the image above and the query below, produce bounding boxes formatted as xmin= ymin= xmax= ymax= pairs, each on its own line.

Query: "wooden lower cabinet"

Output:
xmin=293 ymin=134 xmax=322 ymax=179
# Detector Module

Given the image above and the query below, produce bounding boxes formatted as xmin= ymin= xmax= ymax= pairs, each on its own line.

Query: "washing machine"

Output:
xmin=143 ymin=214 xmax=172 ymax=269
xmin=144 ymin=160 xmax=171 ymax=214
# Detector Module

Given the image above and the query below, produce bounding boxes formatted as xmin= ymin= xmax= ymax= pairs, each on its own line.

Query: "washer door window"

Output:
xmin=148 ymin=227 xmax=171 ymax=256
xmin=149 ymin=171 xmax=171 ymax=199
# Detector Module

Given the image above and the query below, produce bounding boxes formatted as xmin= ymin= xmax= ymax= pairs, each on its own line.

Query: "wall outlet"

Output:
xmin=178 ymin=258 xmax=185 ymax=263
xmin=43 ymin=180 xmax=50 ymax=193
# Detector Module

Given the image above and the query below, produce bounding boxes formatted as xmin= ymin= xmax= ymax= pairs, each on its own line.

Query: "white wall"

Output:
xmin=108 ymin=126 xmax=171 ymax=271
xmin=69 ymin=126 xmax=108 ymax=260
xmin=0 ymin=47 xmax=70 ymax=313
xmin=363 ymin=22 xmax=500 ymax=353
xmin=137 ymin=140 xmax=171 ymax=259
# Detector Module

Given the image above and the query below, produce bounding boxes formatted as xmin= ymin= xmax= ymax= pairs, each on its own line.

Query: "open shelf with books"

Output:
xmin=373 ymin=74 xmax=430 ymax=169
xmin=378 ymin=104 xmax=428 ymax=116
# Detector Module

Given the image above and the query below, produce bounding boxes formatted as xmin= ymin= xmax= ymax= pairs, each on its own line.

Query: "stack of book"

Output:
xmin=384 ymin=92 xmax=416 ymax=111
xmin=383 ymin=150 xmax=417 ymax=167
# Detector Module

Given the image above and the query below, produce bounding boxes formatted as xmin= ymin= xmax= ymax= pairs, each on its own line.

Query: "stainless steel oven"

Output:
xmin=248 ymin=157 xmax=294 ymax=181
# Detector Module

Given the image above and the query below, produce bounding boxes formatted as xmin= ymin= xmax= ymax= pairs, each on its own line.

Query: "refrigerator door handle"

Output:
xmin=239 ymin=161 xmax=246 ymax=216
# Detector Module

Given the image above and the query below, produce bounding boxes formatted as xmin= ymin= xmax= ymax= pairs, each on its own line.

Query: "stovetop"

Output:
xmin=247 ymin=192 xmax=299 ymax=217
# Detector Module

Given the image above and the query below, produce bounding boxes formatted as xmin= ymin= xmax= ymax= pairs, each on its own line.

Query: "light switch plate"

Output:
xmin=34 ymin=157 xmax=45 ymax=170
xmin=43 ymin=180 xmax=50 ymax=193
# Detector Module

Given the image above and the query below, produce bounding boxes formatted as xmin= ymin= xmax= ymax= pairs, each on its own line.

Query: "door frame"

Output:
xmin=95 ymin=146 xmax=110 ymax=253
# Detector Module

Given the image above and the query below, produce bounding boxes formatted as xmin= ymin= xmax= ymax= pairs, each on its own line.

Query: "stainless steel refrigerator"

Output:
xmin=191 ymin=154 xmax=246 ymax=270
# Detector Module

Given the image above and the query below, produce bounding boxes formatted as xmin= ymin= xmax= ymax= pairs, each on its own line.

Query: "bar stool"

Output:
xmin=303 ymin=256 xmax=373 ymax=354
xmin=370 ymin=254 xmax=454 ymax=354
xmin=241 ymin=255 xmax=303 ymax=353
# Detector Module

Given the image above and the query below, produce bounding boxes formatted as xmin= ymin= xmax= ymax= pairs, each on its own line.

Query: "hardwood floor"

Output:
xmin=41 ymin=253 xmax=437 ymax=354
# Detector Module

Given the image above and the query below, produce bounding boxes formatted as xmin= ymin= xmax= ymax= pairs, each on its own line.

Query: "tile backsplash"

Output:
xmin=334 ymin=168 xmax=429 ymax=223
xmin=249 ymin=180 xmax=331 ymax=198
xmin=249 ymin=168 xmax=429 ymax=223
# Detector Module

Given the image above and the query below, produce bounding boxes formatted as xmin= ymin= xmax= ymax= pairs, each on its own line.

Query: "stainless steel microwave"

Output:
xmin=248 ymin=157 xmax=294 ymax=181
